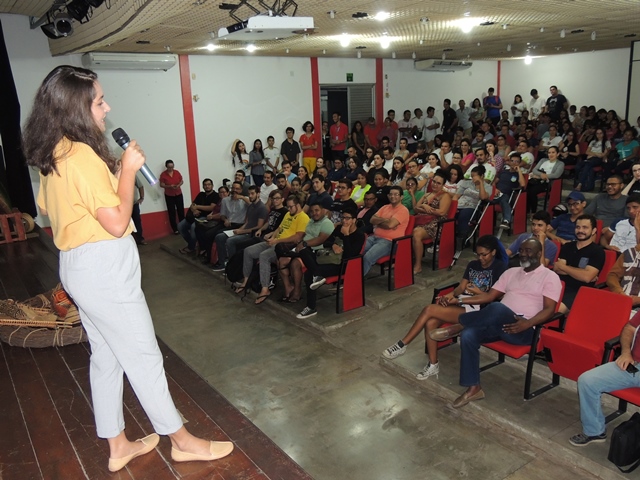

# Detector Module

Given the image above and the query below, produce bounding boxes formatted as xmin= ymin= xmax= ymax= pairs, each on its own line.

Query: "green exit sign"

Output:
xmin=346 ymin=73 xmax=353 ymax=82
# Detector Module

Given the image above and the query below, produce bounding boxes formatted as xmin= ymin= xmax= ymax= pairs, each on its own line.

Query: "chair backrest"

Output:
xmin=405 ymin=215 xmax=416 ymax=235
xmin=595 ymin=219 xmax=603 ymax=244
xmin=598 ymin=249 xmax=618 ymax=282
xmin=551 ymin=239 xmax=561 ymax=265
xmin=579 ymin=141 xmax=589 ymax=156
xmin=446 ymin=200 xmax=458 ymax=219
xmin=563 ymin=287 xmax=632 ymax=343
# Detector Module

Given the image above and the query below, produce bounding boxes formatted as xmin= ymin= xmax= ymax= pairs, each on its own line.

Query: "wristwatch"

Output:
xmin=302 ymin=241 xmax=308 ymax=248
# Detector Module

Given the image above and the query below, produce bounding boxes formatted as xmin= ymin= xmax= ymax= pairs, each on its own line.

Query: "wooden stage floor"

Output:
xmin=0 ymin=232 xmax=312 ymax=479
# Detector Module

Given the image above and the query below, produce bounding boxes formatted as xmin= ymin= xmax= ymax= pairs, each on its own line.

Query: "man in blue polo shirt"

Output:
xmin=547 ymin=191 xmax=587 ymax=244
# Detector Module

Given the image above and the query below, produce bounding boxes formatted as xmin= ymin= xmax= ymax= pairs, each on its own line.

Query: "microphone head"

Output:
xmin=112 ymin=128 xmax=130 ymax=148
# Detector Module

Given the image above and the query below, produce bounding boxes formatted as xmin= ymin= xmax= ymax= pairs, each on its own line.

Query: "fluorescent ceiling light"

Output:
xmin=455 ymin=17 xmax=484 ymax=34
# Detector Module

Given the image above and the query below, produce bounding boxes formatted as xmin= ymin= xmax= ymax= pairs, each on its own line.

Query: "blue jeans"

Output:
xmin=458 ymin=302 xmax=534 ymax=387
xmin=363 ymin=236 xmax=392 ymax=275
xmin=577 ymin=362 xmax=640 ymax=436
xmin=575 ymin=157 xmax=602 ymax=192
xmin=177 ymin=219 xmax=196 ymax=250
xmin=214 ymin=232 xmax=250 ymax=265
xmin=496 ymin=193 xmax=512 ymax=224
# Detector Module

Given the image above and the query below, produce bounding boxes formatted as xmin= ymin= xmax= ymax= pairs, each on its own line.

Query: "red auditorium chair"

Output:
xmin=376 ymin=215 xmax=416 ymax=291
xmin=538 ymin=288 xmax=632 ymax=396
xmin=479 ymin=282 xmax=565 ymax=400
xmin=323 ymin=255 xmax=365 ymax=314
xmin=422 ymin=200 xmax=457 ymax=270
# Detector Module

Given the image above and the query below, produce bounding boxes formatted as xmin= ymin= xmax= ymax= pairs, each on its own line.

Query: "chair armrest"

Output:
xmin=602 ymin=335 xmax=622 ymax=365
xmin=431 ymin=281 xmax=460 ymax=304
xmin=594 ymin=282 xmax=609 ymax=290
xmin=539 ymin=311 xmax=567 ymax=332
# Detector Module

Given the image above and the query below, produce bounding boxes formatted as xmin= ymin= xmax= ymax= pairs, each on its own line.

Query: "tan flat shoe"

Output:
xmin=171 ymin=440 xmax=234 ymax=463
xmin=108 ymin=433 xmax=160 ymax=472
xmin=452 ymin=388 xmax=485 ymax=408
xmin=429 ymin=324 xmax=464 ymax=342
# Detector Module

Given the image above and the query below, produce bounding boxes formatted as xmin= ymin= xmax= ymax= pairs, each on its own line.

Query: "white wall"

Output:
xmin=318 ymin=57 xmax=376 ymax=84
xmin=501 ymin=49 xmax=631 ymax=117
xmin=2 ymin=11 xmax=636 ymax=227
xmin=1 ymin=14 xmax=187 ymax=223
xmin=188 ymin=55 xmax=313 ymax=184
xmin=381 ymin=59 xmax=499 ymax=122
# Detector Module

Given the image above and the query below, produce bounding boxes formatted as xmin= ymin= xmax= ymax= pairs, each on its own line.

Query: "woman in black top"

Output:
xmin=351 ymin=121 xmax=366 ymax=158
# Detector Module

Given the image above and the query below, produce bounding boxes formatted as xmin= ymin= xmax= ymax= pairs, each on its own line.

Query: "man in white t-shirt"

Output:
xmin=264 ymin=135 xmax=281 ymax=172
xmin=398 ymin=109 xmax=417 ymax=152
xmin=529 ymin=89 xmax=546 ymax=121
xmin=463 ymin=147 xmax=496 ymax=184
xmin=422 ymin=106 xmax=440 ymax=150
xmin=456 ymin=99 xmax=474 ymax=138
xmin=259 ymin=170 xmax=278 ymax=205
xmin=513 ymin=140 xmax=535 ymax=174
xmin=433 ymin=141 xmax=453 ymax=167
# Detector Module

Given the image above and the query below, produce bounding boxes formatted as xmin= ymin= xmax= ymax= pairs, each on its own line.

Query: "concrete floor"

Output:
xmin=138 ymin=220 xmax=631 ymax=480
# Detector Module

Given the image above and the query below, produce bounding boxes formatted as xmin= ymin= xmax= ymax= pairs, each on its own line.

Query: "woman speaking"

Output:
xmin=22 ymin=66 xmax=233 ymax=472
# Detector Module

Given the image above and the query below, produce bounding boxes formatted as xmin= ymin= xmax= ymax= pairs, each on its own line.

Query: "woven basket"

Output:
xmin=0 ymin=324 xmax=87 ymax=348
xmin=0 ymin=285 xmax=87 ymax=348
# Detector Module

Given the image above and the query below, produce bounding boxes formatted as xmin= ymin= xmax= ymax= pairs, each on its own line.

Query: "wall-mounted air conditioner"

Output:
xmin=414 ymin=59 xmax=473 ymax=72
xmin=81 ymin=53 xmax=178 ymax=71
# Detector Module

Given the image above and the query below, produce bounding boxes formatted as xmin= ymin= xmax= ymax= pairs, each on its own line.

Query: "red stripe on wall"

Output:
xmin=310 ymin=57 xmax=322 ymax=158
xmin=375 ymin=58 xmax=384 ymax=123
xmin=178 ymin=55 xmax=200 ymax=201
xmin=138 ymin=210 xmax=175 ymax=241
xmin=497 ymin=60 xmax=501 ymax=97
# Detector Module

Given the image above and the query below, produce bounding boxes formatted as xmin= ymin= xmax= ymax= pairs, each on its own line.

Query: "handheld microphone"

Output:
xmin=111 ymin=128 xmax=158 ymax=186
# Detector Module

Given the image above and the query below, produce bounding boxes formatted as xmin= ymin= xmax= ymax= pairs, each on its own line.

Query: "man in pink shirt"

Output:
xmin=329 ymin=111 xmax=348 ymax=162
xmin=431 ymin=238 xmax=562 ymax=408
xmin=362 ymin=185 xmax=410 ymax=274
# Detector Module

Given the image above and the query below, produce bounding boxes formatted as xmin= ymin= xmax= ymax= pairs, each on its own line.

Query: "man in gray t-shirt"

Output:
xmin=584 ymin=175 xmax=627 ymax=228
xmin=212 ymin=186 xmax=268 ymax=269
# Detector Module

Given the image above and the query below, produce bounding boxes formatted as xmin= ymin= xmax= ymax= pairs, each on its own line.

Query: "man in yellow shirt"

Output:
xmin=234 ymin=195 xmax=309 ymax=304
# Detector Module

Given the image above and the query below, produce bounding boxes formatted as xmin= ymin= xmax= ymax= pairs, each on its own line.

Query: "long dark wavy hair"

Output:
xmin=23 ymin=65 xmax=117 ymax=176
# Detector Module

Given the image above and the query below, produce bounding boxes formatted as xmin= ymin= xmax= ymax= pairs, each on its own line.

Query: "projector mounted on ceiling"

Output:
xmin=218 ymin=15 xmax=314 ymax=41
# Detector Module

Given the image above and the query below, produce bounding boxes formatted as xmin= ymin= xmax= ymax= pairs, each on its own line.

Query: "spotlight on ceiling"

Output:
xmin=205 ymin=43 xmax=216 ymax=51
xmin=245 ymin=44 xmax=257 ymax=52
xmin=524 ymin=55 xmax=532 ymax=65
xmin=507 ymin=43 xmax=511 ymax=52
xmin=41 ymin=12 xmax=74 ymax=38
xmin=357 ymin=50 xmax=362 ymax=58
xmin=67 ymin=0 xmax=90 ymax=22
xmin=339 ymin=33 xmax=350 ymax=47
xmin=560 ymin=29 xmax=566 ymax=38
xmin=391 ymin=51 xmax=396 ymax=59
xmin=412 ymin=51 xmax=416 ymax=59
xmin=591 ymin=31 xmax=596 ymax=40
xmin=374 ymin=11 xmax=390 ymax=21
xmin=379 ymin=35 xmax=391 ymax=49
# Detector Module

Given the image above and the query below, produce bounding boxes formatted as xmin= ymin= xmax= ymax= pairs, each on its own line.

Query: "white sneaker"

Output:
xmin=382 ymin=343 xmax=406 ymax=359
xmin=426 ymin=246 xmax=440 ymax=254
xmin=416 ymin=362 xmax=439 ymax=380
xmin=296 ymin=307 xmax=317 ymax=319
xmin=310 ymin=276 xmax=326 ymax=290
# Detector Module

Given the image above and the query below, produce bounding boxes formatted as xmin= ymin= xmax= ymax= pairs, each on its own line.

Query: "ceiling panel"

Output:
xmin=1 ymin=0 xmax=638 ymax=60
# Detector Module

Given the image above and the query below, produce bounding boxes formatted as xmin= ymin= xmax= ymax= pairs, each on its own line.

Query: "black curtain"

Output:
xmin=0 ymin=19 xmax=36 ymax=217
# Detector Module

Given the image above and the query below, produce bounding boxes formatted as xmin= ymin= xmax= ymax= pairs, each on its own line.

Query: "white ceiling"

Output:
xmin=1 ymin=0 xmax=639 ymax=60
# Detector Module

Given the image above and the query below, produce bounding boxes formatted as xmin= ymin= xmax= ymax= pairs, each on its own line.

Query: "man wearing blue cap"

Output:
xmin=547 ymin=191 xmax=587 ymax=244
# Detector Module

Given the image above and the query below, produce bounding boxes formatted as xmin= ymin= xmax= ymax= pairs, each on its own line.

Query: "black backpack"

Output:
xmin=224 ymin=250 xmax=244 ymax=283
xmin=608 ymin=412 xmax=640 ymax=473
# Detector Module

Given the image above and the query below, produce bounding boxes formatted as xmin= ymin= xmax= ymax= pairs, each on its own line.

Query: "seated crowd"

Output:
xmin=171 ymin=87 xmax=640 ymax=450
